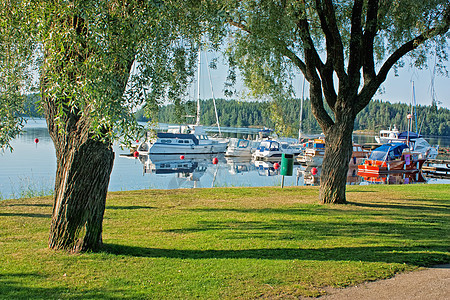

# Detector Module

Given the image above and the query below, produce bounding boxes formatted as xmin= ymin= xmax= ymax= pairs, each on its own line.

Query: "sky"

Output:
xmin=197 ymin=51 xmax=450 ymax=109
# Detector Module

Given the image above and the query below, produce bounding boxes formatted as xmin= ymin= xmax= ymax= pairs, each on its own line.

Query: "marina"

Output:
xmin=1 ymin=119 xmax=449 ymax=200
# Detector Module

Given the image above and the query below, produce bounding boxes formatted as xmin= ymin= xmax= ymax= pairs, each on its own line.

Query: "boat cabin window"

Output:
xmin=269 ymin=143 xmax=279 ymax=151
xmin=238 ymin=140 xmax=249 ymax=148
xmin=259 ymin=141 xmax=272 ymax=149
xmin=160 ymin=139 xmax=172 ymax=143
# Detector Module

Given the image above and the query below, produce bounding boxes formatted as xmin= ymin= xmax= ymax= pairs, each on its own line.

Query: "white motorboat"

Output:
xmin=382 ymin=131 xmax=438 ymax=160
xmin=375 ymin=125 xmax=400 ymax=144
xmin=252 ymin=140 xmax=302 ymax=161
xmin=225 ymin=138 xmax=260 ymax=157
xmin=137 ymin=125 xmax=227 ymax=155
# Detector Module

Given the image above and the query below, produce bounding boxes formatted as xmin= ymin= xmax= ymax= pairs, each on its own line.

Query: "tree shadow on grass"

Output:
xmin=101 ymin=243 xmax=448 ymax=266
xmin=7 ymin=203 xmax=52 ymax=208
xmin=0 ymin=212 xmax=51 ymax=218
xmin=106 ymin=205 xmax=156 ymax=210
xmin=347 ymin=201 xmax=450 ymax=213
xmin=0 ymin=273 xmax=131 ymax=300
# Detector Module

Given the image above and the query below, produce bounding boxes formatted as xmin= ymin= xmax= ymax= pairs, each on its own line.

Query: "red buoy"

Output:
xmin=133 ymin=151 xmax=139 ymax=158
xmin=34 ymin=138 xmax=39 ymax=144
xmin=135 ymin=139 xmax=139 ymax=143
xmin=180 ymin=155 xmax=185 ymax=160
xmin=273 ymin=162 xmax=280 ymax=170
xmin=311 ymin=167 xmax=318 ymax=175
xmin=212 ymin=157 xmax=219 ymax=165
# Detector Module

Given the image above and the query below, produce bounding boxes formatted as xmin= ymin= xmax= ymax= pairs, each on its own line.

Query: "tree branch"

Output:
xmin=347 ymin=0 xmax=363 ymax=87
xmin=315 ymin=0 xmax=347 ymax=80
xmin=228 ymin=20 xmax=252 ymax=34
xmin=278 ymin=44 xmax=307 ymax=76
xmin=362 ymin=0 xmax=379 ymax=83
xmin=357 ymin=3 xmax=450 ymax=113
xmin=296 ymin=1 xmax=334 ymax=129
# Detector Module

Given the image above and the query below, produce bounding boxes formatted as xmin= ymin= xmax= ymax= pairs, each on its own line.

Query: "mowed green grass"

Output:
xmin=0 ymin=185 xmax=448 ymax=299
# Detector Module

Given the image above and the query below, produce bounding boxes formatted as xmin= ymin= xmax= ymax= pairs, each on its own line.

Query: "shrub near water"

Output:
xmin=0 ymin=185 xmax=448 ymax=299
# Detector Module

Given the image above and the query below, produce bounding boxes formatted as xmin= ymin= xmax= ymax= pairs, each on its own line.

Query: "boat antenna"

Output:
xmin=205 ymin=51 xmax=222 ymax=136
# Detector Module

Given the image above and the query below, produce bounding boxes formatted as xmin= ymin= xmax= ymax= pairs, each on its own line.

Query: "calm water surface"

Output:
xmin=1 ymin=119 xmax=449 ymax=200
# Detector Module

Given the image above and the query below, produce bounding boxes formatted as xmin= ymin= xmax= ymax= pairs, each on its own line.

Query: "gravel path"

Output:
xmin=317 ymin=264 xmax=449 ymax=300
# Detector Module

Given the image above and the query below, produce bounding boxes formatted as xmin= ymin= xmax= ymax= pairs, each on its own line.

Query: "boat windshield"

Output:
xmin=369 ymin=143 xmax=408 ymax=161
xmin=238 ymin=140 xmax=250 ymax=148
xmin=369 ymin=149 xmax=389 ymax=161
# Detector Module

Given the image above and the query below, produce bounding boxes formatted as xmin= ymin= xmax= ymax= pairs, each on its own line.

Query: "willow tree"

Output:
xmin=1 ymin=0 xmax=205 ymax=252
xmin=210 ymin=0 xmax=450 ymax=203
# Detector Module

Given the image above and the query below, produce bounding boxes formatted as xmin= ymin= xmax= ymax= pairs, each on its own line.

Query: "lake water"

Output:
xmin=1 ymin=119 xmax=449 ymax=200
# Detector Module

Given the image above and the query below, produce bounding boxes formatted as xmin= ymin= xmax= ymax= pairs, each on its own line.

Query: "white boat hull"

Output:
xmin=149 ymin=143 xmax=227 ymax=155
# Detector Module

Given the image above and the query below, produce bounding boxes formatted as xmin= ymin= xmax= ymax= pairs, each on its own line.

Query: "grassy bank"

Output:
xmin=1 ymin=185 xmax=449 ymax=299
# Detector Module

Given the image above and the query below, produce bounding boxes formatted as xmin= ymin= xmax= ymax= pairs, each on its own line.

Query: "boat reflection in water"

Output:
xmin=140 ymin=154 xmax=225 ymax=188
xmin=225 ymin=157 xmax=255 ymax=175
xmin=297 ymin=165 xmax=383 ymax=186
xmin=254 ymin=160 xmax=281 ymax=176
xmin=131 ymin=152 xmax=428 ymax=188
xmin=358 ymin=171 xmax=427 ymax=185
xmin=298 ymin=165 xmax=426 ymax=186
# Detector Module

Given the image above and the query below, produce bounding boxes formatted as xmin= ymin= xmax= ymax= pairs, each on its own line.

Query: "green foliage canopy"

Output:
xmin=0 ymin=0 xmax=213 ymax=150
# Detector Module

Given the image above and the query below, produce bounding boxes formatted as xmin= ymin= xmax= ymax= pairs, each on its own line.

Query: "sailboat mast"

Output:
xmin=196 ymin=49 xmax=201 ymax=126
xmin=412 ymin=81 xmax=418 ymax=133
xmin=298 ymin=77 xmax=305 ymax=141
xmin=205 ymin=52 xmax=222 ymax=136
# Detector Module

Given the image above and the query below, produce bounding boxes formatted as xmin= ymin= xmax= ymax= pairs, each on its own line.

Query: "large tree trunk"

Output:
xmin=48 ymin=138 xmax=114 ymax=252
xmin=45 ymin=115 xmax=115 ymax=252
xmin=319 ymin=109 xmax=355 ymax=204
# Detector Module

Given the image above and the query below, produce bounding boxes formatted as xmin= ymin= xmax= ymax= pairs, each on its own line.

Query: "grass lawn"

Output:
xmin=0 ymin=184 xmax=449 ymax=299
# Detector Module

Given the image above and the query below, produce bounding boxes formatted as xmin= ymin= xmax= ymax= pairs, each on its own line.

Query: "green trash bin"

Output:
xmin=280 ymin=153 xmax=294 ymax=176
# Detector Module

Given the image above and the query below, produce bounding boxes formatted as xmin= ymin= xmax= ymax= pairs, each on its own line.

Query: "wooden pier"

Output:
xmin=422 ymin=159 xmax=450 ymax=179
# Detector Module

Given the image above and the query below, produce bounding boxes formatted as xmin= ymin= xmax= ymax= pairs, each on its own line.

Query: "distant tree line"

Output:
xmin=355 ymin=100 xmax=450 ymax=136
xmin=23 ymin=94 xmax=450 ymax=136
xmin=136 ymin=98 xmax=450 ymax=137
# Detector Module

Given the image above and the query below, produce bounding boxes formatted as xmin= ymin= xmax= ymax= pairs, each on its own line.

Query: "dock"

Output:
xmin=422 ymin=159 xmax=450 ymax=179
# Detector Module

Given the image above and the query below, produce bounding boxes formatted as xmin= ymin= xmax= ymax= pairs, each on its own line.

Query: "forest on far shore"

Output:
xmin=136 ymin=98 xmax=450 ymax=137
xmin=23 ymin=94 xmax=450 ymax=137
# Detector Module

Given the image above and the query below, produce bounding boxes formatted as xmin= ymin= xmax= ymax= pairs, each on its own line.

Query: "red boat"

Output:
xmin=358 ymin=143 xmax=426 ymax=176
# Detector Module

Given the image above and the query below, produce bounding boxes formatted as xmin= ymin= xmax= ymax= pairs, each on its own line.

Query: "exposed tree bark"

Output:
xmin=319 ymin=102 xmax=355 ymax=204
xmin=48 ymin=133 xmax=114 ymax=252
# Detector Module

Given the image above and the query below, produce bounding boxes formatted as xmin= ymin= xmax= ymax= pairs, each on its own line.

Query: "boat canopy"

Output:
xmin=157 ymin=132 xmax=199 ymax=145
xmin=397 ymin=131 xmax=422 ymax=139
xmin=369 ymin=143 xmax=408 ymax=161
